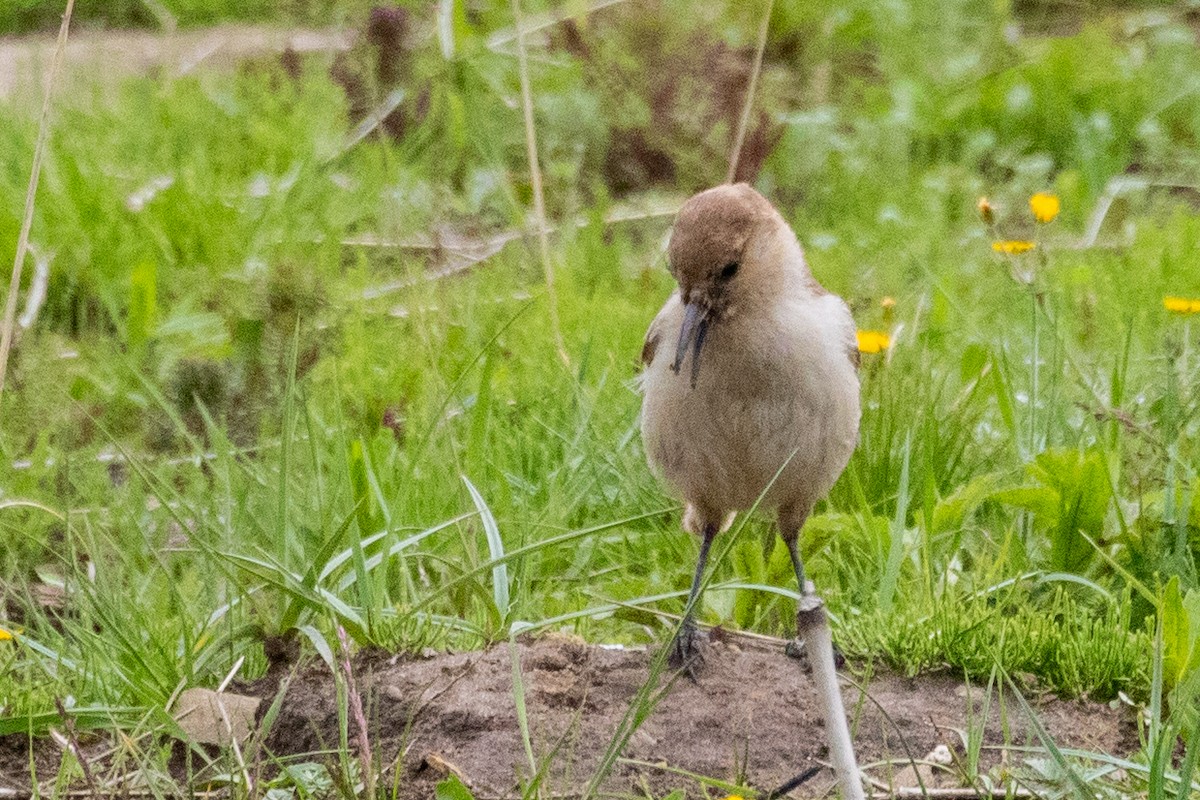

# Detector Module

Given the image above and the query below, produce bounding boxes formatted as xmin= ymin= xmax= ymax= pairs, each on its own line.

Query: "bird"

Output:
xmin=639 ymin=182 xmax=861 ymax=671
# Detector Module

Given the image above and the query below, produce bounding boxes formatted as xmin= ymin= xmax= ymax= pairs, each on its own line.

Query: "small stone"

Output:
xmin=927 ymin=744 xmax=953 ymax=765
xmin=629 ymin=729 xmax=658 ymax=750
xmin=173 ymin=688 xmax=259 ymax=746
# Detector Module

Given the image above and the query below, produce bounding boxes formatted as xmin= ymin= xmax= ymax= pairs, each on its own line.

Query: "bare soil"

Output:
xmin=2 ymin=633 xmax=1133 ymax=798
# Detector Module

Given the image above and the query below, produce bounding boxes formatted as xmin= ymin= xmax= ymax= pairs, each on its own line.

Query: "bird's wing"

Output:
xmin=846 ymin=326 xmax=861 ymax=371
xmin=641 ymin=291 xmax=681 ymax=367
xmin=832 ymin=296 xmax=860 ymax=371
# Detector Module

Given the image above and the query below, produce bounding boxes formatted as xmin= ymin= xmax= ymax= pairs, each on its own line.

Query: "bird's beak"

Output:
xmin=670 ymin=300 xmax=710 ymax=389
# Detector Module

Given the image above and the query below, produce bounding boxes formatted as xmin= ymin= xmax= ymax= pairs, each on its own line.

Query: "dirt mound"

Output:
xmin=251 ymin=633 xmax=1133 ymax=798
xmin=0 ymin=633 xmax=1136 ymax=797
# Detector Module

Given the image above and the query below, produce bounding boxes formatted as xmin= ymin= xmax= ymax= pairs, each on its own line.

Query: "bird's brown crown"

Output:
xmin=667 ymin=183 xmax=776 ymax=299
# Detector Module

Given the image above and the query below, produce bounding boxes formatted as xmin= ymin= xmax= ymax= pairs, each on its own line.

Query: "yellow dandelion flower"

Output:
xmin=857 ymin=330 xmax=891 ymax=354
xmin=977 ymin=197 xmax=995 ymax=225
xmin=0 ymin=627 xmax=14 ymax=641
xmin=1163 ymin=296 xmax=1200 ymax=314
xmin=880 ymin=296 xmax=896 ymax=309
xmin=992 ymin=240 xmax=1036 ymax=255
xmin=1029 ymin=192 xmax=1060 ymax=223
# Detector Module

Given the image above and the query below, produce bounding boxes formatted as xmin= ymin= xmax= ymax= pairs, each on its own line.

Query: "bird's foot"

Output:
xmin=667 ymin=621 xmax=706 ymax=680
xmin=785 ymin=637 xmax=845 ymax=669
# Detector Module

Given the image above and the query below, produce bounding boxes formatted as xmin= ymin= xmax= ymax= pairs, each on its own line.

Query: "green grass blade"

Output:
xmin=463 ymin=476 xmax=510 ymax=626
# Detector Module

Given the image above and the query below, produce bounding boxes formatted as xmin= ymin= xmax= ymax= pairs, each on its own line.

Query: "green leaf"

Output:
xmin=435 ymin=774 xmax=476 ymax=800
xmin=993 ymin=448 xmax=1112 ymax=573
xmin=346 ymin=439 xmax=382 ymax=540
xmin=468 ymin=347 xmax=496 ymax=466
xmin=127 ymin=259 xmax=157 ymax=350
xmin=878 ymin=433 xmax=912 ymax=616
xmin=991 ymin=486 xmax=1058 ymax=519
xmin=990 ymin=350 xmax=1018 ymax=440
xmin=1161 ymin=576 xmax=1200 ymax=691
xmin=932 ymin=471 xmax=1007 ymax=534
xmin=959 ymin=343 xmax=989 ymax=384
xmin=295 ymin=624 xmax=335 ymax=671
xmin=462 ymin=476 xmax=510 ymax=629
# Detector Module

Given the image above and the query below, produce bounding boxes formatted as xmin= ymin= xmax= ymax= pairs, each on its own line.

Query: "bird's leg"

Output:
xmin=784 ymin=535 xmax=846 ymax=666
xmin=669 ymin=522 xmax=717 ymax=677
xmin=783 ymin=535 xmax=810 ymax=662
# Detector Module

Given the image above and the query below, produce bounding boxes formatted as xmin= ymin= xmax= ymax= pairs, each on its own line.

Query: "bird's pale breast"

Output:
xmin=641 ymin=292 xmax=860 ymax=525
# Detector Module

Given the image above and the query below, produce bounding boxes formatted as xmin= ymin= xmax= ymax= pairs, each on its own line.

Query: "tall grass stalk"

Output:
xmin=508 ymin=637 xmax=539 ymax=790
xmin=511 ymin=0 xmax=567 ymax=364
xmin=726 ymin=0 xmax=774 ymax=184
xmin=0 ymin=0 xmax=75 ymax=402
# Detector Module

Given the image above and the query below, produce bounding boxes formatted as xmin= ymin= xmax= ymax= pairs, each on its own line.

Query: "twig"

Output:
xmin=870 ymin=787 xmax=1034 ymax=799
xmin=3 ymin=791 xmax=228 ymax=800
xmin=330 ymin=88 xmax=406 ymax=162
xmin=511 ymin=0 xmax=568 ymax=365
xmin=346 ymin=199 xmax=680 ymax=251
xmin=764 ymin=765 xmax=823 ymax=798
xmin=726 ymin=0 xmax=775 ymax=184
xmin=0 ymin=0 xmax=75 ymax=404
xmin=486 ymin=0 xmax=628 ymax=49
xmin=356 ymin=200 xmax=680 ymax=299
xmin=211 ymin=690 xmax=253 ymax=794
xmin=52 ymin=696 xmax=100 ymax=800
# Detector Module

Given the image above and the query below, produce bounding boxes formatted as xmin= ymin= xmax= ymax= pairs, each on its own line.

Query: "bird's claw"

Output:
xmin=785 ymin=636 xmax=808 ymax=659
xmin=668 ymin=621 xmax=705 ymax=680
xmin=785 ymin=636 xmax=845 ymax=669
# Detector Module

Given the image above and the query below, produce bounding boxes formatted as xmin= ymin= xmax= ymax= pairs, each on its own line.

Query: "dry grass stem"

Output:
xmin=51 ymin=696 xmax=100 ymax=800
xmin=356 ymin=201 xmax=680 ymax=300
xmin=726 ymin=0 xmax=774 ymax=184
xmin=0 ymin=0 xmax=75 ymax=405
xmin=511 ymin=0 xmax=568 ymax=365
xmin=487 ymin=0 xmax=628 ymax=49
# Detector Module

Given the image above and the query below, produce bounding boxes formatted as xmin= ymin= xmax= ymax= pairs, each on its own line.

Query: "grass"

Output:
xmin=3 ymin=0 xmax=1200 ymax=797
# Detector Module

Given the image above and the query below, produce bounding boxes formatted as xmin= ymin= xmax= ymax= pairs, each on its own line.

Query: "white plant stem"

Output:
xmin=797 ymin=592 xmax=866 ymax=800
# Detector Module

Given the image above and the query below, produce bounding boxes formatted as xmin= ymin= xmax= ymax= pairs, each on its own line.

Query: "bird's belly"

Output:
xmin=642 ymin=369 xmax=859 ymax=515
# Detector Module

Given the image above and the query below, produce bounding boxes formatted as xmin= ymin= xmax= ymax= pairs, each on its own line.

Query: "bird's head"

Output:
xmin=665 ymin=183 xmax=800 ymax=385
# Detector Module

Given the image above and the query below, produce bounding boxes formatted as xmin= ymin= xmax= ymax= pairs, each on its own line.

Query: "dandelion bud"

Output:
xmin=977 ymin=197 xmax=995 ymax=225
xmin=880 ymin=296 xmax=896 ymax=324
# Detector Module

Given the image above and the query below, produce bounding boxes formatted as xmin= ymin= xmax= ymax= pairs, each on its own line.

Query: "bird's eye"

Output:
xmin=719 ymin=261 xmax=740 ymax=280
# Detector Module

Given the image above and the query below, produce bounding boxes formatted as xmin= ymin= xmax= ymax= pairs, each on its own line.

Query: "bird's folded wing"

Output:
xmin=641 ymin=291 xmax=681 ymax=367
xmin=846 ymin=326 xmax=861 ymax=371
xmin=833 ymin=296 xmax=861 ymax=371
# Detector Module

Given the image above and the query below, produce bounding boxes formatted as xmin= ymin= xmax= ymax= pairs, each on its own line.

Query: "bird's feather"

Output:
xmin=640 ymin=290 xmax=680 ymax=367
